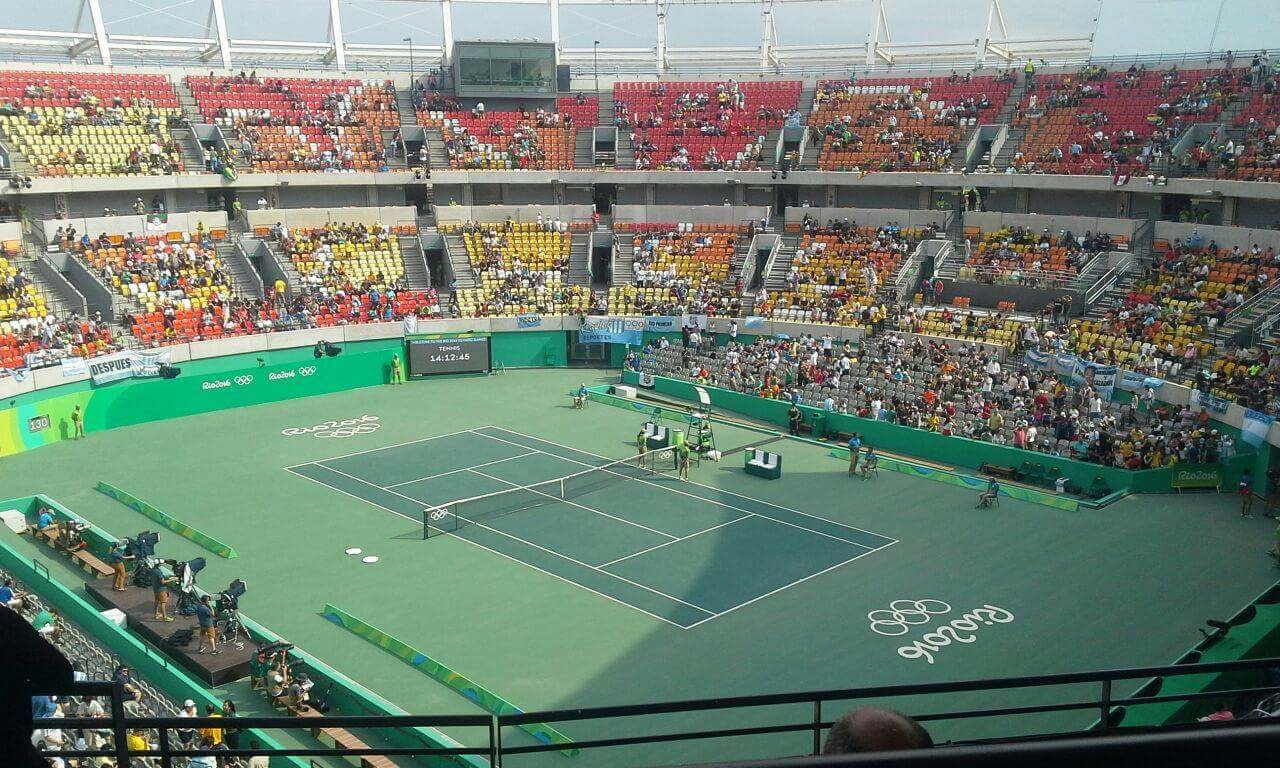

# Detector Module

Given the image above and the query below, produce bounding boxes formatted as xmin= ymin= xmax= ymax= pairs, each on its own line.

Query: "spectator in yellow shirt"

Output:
xmin=200 ymin=704 xmax=223 ymax=747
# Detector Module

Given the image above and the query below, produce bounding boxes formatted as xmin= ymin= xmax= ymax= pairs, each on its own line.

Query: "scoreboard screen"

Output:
xmin=453 ymin=41 xmax=557 ymax=97
xmin=407 ymin=335 xmax=491 ymax=376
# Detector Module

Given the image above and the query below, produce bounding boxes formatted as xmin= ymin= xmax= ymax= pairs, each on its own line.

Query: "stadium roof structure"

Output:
xmin=0 ymin=0 xmax=1105 ymax=75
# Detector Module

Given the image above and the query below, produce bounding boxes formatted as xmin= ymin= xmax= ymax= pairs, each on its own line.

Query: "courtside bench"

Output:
xmin=292 ymin=705 xmax=396 ymax=768
xmin=32 ymin=526 xmax=113 ymax=578
xmin=745 ymin=448 xmax=782 ymax=479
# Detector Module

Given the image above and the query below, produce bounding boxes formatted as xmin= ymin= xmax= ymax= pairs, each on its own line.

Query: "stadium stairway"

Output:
xmin=724 ymin=233 xmax=752 ymax=292
xmin=261 ymin=236 xmax=305 ymax=292
xmin=397 ymin=234 xmax=432 ymax=290
xmin=615 ymin=130 xmax=634 ymax=169
xmin=25 ymin=251 xmax=88 ymax=319
xmin=169 ymin=124 xmax=206 ymax=171
xmin=175 ymin=78 xmax=204 ymax=125
xmin=441 ymin=231 xmax=478 ymax=288
xmin=568 ymin=232 xmax=591 ymax=285
xmin=993 ymin=124 xmax=1028 ymax=170
xmin=395 ymin=88 xmax=419 ymax=127
xmin=597 ymin=90 xmax=615 ymax=126
xmin=214 ymin=238 xmax=265 ymax=298
xmin=424 ymin=126 xmax=450 ymax=169
xmin=1 ymin=138 xmax=37 ymax=177
xmin=573 ymin=129 xmax=594 ymax=169
xmin=611 ymin=236 xmax=636 ymax=286
xmin=763 ymin=232 xmax=800 ymax=291
xmin=797 ymin=134 xmax=821 ymax=170
xmin=759 ymin=128 xmax=782 ymax=170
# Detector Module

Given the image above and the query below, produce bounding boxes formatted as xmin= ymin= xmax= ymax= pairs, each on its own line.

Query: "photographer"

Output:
xmin=194 ymin=595 xmax=218 ymax=655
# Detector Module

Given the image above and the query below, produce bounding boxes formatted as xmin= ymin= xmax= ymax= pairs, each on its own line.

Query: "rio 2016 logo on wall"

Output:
xmin=867 ymin=599 xmax=1014 ymax=664
xmin=281 ymin=415 xmax=381 ymax=439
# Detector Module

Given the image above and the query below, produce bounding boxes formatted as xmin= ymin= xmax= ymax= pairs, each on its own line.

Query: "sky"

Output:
xmin=6 ymin=0 xmax=1278 ymax=62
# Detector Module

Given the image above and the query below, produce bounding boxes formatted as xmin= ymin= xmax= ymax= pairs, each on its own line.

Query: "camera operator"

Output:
xmin=194 ymin=595 xmax=218 ymax=655
xmin=287 ymin=672 xmax=313 ymax=712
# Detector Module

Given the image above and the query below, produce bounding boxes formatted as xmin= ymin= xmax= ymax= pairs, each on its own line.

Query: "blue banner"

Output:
xmin=580 ymin=317 xmax=644 ymax=345
xmin=1242 ymin=409 xmax=1274 ymax=447
xmin=1190 ymin=388 xmax=1232 ymax=415
xmin=644 ymin=316 xmax=680 ymax=332
xmin=743 ymin=316 xmax=766 ymax=329
xmin=516 ymin=314 xmax=542 ymax=329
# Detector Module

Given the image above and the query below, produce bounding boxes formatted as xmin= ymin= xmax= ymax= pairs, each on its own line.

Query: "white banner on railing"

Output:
xmin=88 ymin=349 xmax=172 ymax=385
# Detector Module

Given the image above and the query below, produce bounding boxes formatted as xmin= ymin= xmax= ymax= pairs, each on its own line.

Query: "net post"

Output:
xmin=423 ymin=507 xmax=429 ymax=540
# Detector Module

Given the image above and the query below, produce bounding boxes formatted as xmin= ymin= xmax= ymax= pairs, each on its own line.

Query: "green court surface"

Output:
xmin=2 ymin=368 xmax=1277 ymax=767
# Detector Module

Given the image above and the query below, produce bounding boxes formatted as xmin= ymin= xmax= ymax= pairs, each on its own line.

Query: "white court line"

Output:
xmin=683 ymin=540 xmax=900 ymax=630
xmin=289 ymin=461 xmax=714 ymax=619
xmin=474 ymin=430 xmax=882 ymax=551
xmin=465 ymin=468 xmax=680 ymax=541
xmin=386 ymin=452 xmax=538 ymax=488
xmin=282 ymin=466 xmax=694 ymax=630
xmin=480 ymin=425 xmax=899 ymax=546
xmin=284 ymin=425 xmax=498 ymax=470
xmin=595 ymin=515 xmax=752 ymax=569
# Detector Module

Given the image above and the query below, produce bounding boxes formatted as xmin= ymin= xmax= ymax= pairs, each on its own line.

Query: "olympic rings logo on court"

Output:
xmin=299 ymin=366 xmax=317 ymax=376
xmin=867 ymin=600 xmax=952 ymax=636
xmin=281 ymin=414 xmax=381 ymax=439
xmin=233 ymin=375 xmax=254 ymax=386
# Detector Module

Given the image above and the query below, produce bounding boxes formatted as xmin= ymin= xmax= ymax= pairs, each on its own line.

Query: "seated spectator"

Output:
xmin=823 ymin=707 xmax=933 ymax=754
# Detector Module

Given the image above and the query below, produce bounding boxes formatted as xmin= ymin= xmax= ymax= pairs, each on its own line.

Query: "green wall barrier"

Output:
xmin=0 ymin=511 xmax=305 ymax=768
xmin=1121 ymin=602 xmax=1280 ymax=727
xmin=5 ymin=494 xmax=479 ymax=768
xmin=492 ymin=330 xmax=567 ymax=368
xmin=0 ymin=342 xmax=402 ymax=459
xmin=620 ymin=372 xmax=1256 ymax=495
xmin=95 ymin=481 xmax=238 ymax=559
xmin=323 ymin=603 xmax=579 ymax=756
xmin=823 ymin=445 xmax=1080 ymax=511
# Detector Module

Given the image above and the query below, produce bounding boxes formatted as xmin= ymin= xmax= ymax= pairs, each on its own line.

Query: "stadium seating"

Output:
xmin=187 ymin=75 xmax=395 ymax=172
xmin=445 ymin=223 xmax=589 ymax=316
xmin=419 ymin=108 xmax=577 ymax=170
xmin=73 ymin=233 xmax=235 ymax=344
xmin=812 ymin=75 xmax=1010 ymax=171
xmin=607 ymin=224 xmax=742 ymax=316
xmin=1219 ymin=74 xmax=1278 ymax=181
xmin=614 ymin=80 xmax=801 ymax=170
xmin=955 ymin=227 xmax=1105 ymax=286
xmin=277 ymin=223 xmax=417 ymax=295
xmin=1012 ymin=66 xmax=1239 ymax=175
xmin=0 ymin=71 xmax=183 ymax=176
xmin=762 ymin=223 xmax=920 ymax=325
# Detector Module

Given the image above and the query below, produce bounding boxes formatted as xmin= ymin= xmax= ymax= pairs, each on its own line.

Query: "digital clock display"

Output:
xmin=407 ymin=336 xmax=491 ymax=376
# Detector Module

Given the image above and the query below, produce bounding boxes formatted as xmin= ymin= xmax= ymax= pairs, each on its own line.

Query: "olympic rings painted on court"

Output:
xmin=281 ymin=414 xmax=381 ymax=439
xmin=867 ymin=599 xmax=952 ymax=636
xmin=298 ymin=366 xmax=317 ymax=376
xmin=233 ymin=375 xmax=254 ymax=386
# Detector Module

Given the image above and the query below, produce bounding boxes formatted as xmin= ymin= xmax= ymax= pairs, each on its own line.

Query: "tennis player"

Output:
xmin=636 ymin=428 xmax=649 ymax=467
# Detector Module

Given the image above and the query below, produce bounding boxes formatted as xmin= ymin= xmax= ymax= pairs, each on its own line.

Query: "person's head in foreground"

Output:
xmin=823 ymin=707 xmax=933 ymax=754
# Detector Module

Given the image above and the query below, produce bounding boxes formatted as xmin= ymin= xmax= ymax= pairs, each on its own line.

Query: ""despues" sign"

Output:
xmin=1171 ymin=468 xmax=1223 ymax=490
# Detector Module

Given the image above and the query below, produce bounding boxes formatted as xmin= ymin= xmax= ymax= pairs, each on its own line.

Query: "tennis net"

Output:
xmin=423 ymin=451 xmax=663 ymax=538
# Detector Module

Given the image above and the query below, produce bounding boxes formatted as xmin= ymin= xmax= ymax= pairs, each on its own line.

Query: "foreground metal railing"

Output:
xmin=33 ymin=656 xmax=1280 ymax=767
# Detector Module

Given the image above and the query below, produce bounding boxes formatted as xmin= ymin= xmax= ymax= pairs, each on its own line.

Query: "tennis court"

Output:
xmin=286 ymin=425 xmax=897 ymax=629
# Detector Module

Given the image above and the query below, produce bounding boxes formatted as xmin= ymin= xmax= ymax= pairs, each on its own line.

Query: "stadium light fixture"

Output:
xmin=403 ymin=37 xmax=415 ymax=86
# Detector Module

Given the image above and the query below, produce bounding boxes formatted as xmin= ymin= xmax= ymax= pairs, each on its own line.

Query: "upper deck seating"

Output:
xmin=1012 ymin=65 xmax=1240 ymax=175
xmin=187 ymin=75 xmax=395 ymax=172
xmin=0 ymin=71 xmax=183 ymax=176
xmin=811 ymin=74 xmax=1010 ymax=171
xmin=614 ymin=80 xmax=801 ymax=170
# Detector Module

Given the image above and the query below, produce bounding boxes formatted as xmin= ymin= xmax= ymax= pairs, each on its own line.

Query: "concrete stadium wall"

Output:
xmin=963 ymin=211 xmax=1138 ymax=238
xmin=613 ymin=205 xmax=769 ymax=224
xmin=243 ymin=205 xmax=417 ymax=230
xmin=39 ymin=210 xmax=228 ymax=241
xmin=433 ymin=204 xmax=594 ymax=224
xmin=1154 ymin=221 xmax=1280 ymax=251
xmin=783 ymin=206 xmax=952 ymax=231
